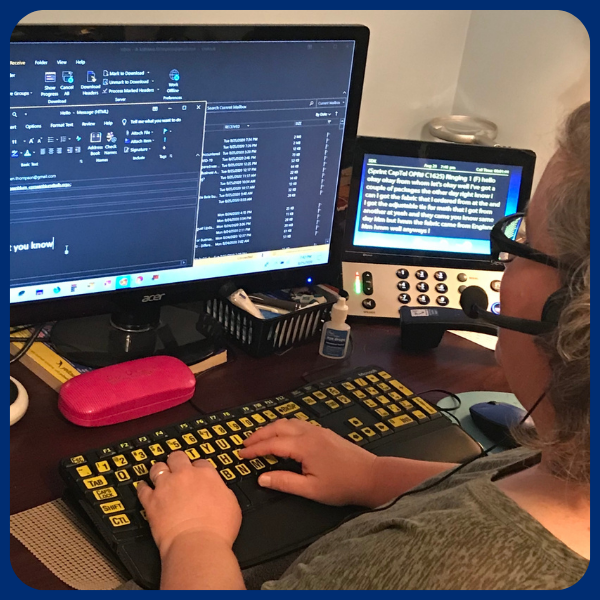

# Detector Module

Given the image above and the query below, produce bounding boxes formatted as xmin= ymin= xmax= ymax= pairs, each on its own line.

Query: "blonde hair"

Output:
xmin=519 ymin=102 xmax=590 ymax=483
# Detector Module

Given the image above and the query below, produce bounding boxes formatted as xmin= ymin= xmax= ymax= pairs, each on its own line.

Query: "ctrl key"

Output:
xmin=103 ymin=512 xmax=139 ymax=537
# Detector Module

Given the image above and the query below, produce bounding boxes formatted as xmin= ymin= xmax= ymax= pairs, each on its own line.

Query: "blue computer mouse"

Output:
xmin=469 ymin=401 xmax=533 ymax=447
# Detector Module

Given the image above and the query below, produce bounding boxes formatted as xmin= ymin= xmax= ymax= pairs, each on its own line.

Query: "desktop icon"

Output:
xmin=116 ymin=276 xmax=131 ymax=289
xmin=62 ymin=71 xmax=74 ymax=84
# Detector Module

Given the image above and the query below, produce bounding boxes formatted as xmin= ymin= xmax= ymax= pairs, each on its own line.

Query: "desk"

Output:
xmin=10 ymin=321 xmax=509 ymax=590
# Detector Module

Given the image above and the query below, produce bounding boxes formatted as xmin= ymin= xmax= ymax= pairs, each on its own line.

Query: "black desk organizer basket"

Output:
xmin=204 ymin=288 xmax=338 ymax=357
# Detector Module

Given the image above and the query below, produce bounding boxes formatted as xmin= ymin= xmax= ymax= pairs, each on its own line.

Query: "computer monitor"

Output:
xmin=342 ymin=137 xmax=535 ymax=318
xmin=10 ymin=25 xmax=369 ymax=365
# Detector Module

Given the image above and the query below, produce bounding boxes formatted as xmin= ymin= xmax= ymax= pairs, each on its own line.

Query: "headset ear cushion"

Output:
xmin=542 ymin=287 xmax=569 ymax=324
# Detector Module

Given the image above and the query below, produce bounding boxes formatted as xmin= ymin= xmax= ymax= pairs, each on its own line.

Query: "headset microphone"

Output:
xmin=459 ymin=285 xmax=565 ymax=335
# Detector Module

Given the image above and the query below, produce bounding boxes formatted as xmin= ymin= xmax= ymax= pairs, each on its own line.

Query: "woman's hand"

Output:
xmin=240 ymin=419 xmax=379 ymax=507
xmin=137 ymin=451 xmax=242 ymax=559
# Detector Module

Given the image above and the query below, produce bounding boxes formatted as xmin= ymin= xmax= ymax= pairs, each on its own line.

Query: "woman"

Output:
xmin=137 ymin=102 xmax=590 ymax=590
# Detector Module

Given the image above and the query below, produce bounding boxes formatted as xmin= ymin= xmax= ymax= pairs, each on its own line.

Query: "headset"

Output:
xmin=460 ymin=285 xmax=568 ymax=335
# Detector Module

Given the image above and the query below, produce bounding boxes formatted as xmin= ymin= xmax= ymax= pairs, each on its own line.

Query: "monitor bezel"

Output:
xmin=10 ymin=24 xmax=370 ymax=326
xmin=342 ymin=136 xmax=536 ymax=271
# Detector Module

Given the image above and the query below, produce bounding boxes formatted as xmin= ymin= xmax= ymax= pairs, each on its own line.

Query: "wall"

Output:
xmin=454 ymin=10 xmax=590 ymax=186
xmin=20 ymin=10 xmax=590 ymax=183
xmin=19 ymin=10 xmax=472 ymax=141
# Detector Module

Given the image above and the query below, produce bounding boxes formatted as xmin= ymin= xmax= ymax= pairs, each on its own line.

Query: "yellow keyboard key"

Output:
xmin=263 ymin=454 xmax=278 ymax=466
xmin=131 ymin=449 xmax=148 ymax=462
xmin=375 ymin=407 xmax=390 ymax=418
xmin=390 ymin=379 xmax=413 ymax=396
xmin=206 ymin=458 xmax=217 ymax=469
xmin=185 ymin=448 xmax=201 ymax=461
xmin=337 ymin=394 xmax=352 ymax=405
xmin=100 ymin=500 xmax=125 ymax=514
xmin=353 ymin=390 xmax=367 ymax=399
xmin=220 ymin=468 xmax=237 ymax=482
xmin=363 ymin=399 xmax=378 ymax=408
xmin=377 ymin=382 xmax=391 ymax=392
xmin=76 ymin=465 xmax=92 ymax=478
xmin=378 ymin=371 xmax=392 ymax=380
xmin=197 ymin=429 xmax=213 ymax=440
xmin=226 ymin=420 xmax=242 ymax=432
xmin=148 ymin=444 xmax=165 ymax=457
xmin=413 ymin=397 xmax=438 ymax=415
xmin=230 ymin=434 xmax=244 ymax=446
xmin=361 ymin=427 xmax=377 ymax=439
xmin=216 ymin=438 xmax=231 ymax=450
xmin=411 ymin=410 xmax=429 ymax=422
xmin=388 ymin=391 xmax=403 ymax=401
xmin=112 ymin=454 xmax=129 ymax=468
xmin=182 ymin=433 xmax=198 ymax=445
xmin=325 ymin=399 xmax=340 ymax=410
xmin=373 ymin=422 xmax=391 ymax=435
xmin=388 ymin=415 xmax=416 ymax=429
xmin=348 ymin=417 xmax=363 ymax=428
xmin=239 ymin=417 xmax=254 ymax=429
xmin=376 ymin=395 xmax=390 ymax=405
xmin=388 ymin=404 xmax=401 ymax=414
xmin=217 ymin=453 xmax=233 ymax=466
xmin=212 ymin=425 xmax=228 ymax=436
xmin=313 ymin=391 xmax=327 ymax=400
xmin=342 ymin=382 xmax=356 ymax=391
xmin=232 ymin=449 xmax=243 ymax=461
xmin=166 ymin=438 xmax=182 ymax=451
xmin=263 ymin=410 xmax=278 ymax=421
xmin=69 ymin=455 xmax=86 ymax=465
xmin=115 ymin=469 xmax=130 ymax=482
xmin=93 ymin=487 xmax=117 ymax=501
xmin=301 ymin=395 xmax=317 ymax=405
xmin=326 ymin=386 xmax=340 ymax=396
xmin=200 ymin=443 xmax=216 ymax=455
xmin=308 ymin=420 xmax=322 ymax=427
xmin=108 ymin=514 xmax=131 ymax=528
xmin=83 ymin=476 xmax=108 ymax=490
xmin=275 ymin=402 xmax=300 ymax=416
xmin=235 ymin=463 xmax=252 ymax=477
xmin=347 ymin=432 xmax=364 ymax=444
xmin=133 ymin=464 xmax=148 ymax=476
xmin=251 ymin=413 xmax=267 ymax=424
xmin=354 ymin=378 xmax=368 ymax=387
xmin=95 ymin=460 xmax=111 ymax=473
xmin=365 ymin=386 xmax=379 ymax=396
xmin=294 ymin=412 xmax=310 ymax=421
xmin=366 ymin=374 xmax=380 ymax=383
xmin=250 ymin=458 xmax=266 ymax=471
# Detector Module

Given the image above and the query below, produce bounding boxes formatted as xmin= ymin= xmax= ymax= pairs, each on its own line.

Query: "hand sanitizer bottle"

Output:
xmin=319 ymin=297 xmax=351 ymax=359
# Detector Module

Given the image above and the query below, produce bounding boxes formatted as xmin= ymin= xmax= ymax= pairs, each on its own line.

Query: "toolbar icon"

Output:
xmin=45 ymin=72 xmax=56 ymax=82
xmin=62 ymin=71 xmax=74 ymax=84
xmin=87 ymin=71 xmax=96 ymax=83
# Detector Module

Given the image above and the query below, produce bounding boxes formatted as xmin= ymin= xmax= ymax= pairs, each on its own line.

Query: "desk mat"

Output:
xmin=10 ymin=498 xmax=298 ymax=590
xmin=10 ymin=499 xmax=129 ymax=590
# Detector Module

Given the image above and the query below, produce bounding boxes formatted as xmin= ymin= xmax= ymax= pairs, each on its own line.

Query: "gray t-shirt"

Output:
xmin=262 ymin=448 xmax=588 ymax=590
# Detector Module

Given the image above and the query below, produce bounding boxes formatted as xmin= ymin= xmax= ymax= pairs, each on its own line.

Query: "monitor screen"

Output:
xmin=10 ymin=26 xmax=368 ymax=313
xmin=343 ymin=137 xmax=535 ymax=269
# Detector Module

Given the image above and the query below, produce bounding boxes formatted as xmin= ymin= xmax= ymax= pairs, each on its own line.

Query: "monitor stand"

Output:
xmin=51 ymin=304 xmax=218 ymax=368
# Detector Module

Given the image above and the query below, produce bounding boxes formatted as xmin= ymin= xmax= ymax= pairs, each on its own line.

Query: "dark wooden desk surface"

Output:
xmin=10 ymin=321 xmax=509 ymax=589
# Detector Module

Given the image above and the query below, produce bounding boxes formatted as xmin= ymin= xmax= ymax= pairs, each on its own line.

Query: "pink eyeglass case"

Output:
xmin=58 ymin=355 xmax=196 ymax=427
